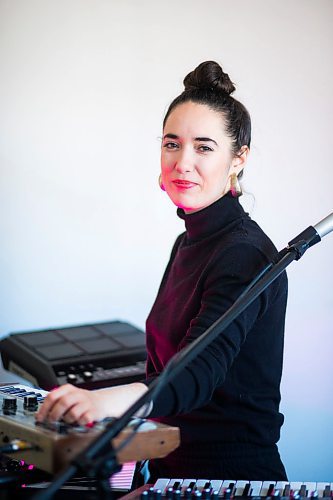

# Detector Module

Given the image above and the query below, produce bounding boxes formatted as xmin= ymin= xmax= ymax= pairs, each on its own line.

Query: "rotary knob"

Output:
xmin=24 ymin=394 xmax=38 ymax=410
xmin=2 ymin=396 xmax=17 ymax=414
xmin=66 ymin=373 xmax=78 ymax=383
xmin=82 ymin=371 xmax=93 ymax=381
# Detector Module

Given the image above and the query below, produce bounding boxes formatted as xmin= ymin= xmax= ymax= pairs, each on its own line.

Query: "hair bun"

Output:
xmin=183 ymin=60 xmax=235 ymax=95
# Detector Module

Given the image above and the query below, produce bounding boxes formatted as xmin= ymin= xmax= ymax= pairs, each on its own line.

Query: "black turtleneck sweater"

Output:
xmin=144 ymin=193 xmax=288 ymax=478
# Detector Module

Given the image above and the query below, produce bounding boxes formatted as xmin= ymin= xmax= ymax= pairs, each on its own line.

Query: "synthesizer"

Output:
xmin=0 ymin=384 xmax=180 ymax=474
xmin=0 ymin=320 xmax=147 ymax=390
xmin=121 ymin=478 xmax=333 ymax=500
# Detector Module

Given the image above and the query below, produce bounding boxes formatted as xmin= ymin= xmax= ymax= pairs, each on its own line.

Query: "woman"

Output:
xmin=37 ymin=61 xmax=288 ymax=480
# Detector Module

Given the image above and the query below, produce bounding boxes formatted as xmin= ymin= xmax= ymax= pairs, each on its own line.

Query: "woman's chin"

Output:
xmin=169 ymin=193 xmax=221 ymax=213
xmin=175 ymin=201 xmax=204 ymax=214
xmin=172 ymin=198 xmax=198 ymax=212
xmin=167 ymin=192 xmax=200 ymax=212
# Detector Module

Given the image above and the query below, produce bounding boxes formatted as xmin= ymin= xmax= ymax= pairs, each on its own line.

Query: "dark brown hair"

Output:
xmin=163 ymin=61 xmax=251 ymax=159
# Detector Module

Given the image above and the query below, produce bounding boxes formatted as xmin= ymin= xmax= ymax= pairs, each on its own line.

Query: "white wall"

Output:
xmin=1 ymin=0 xmax=332 ymax=481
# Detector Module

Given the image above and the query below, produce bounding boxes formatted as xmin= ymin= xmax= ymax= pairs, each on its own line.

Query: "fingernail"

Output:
xmin=85 ymin=421 xmax=95 ymax=428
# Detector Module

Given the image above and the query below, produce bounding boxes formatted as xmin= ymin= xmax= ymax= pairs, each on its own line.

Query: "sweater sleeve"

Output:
xmin=144 ymin=243 xmax=282 ymax=417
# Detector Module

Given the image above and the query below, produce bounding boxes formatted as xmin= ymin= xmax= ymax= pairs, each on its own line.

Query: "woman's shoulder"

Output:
xmin=202 ymin=217 xmax=281 ymax=282
xmin=218 ymin=215 xmax=279 ymax=260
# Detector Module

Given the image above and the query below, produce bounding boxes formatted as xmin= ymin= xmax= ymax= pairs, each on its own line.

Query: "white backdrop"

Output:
xmin=1 ymin=0 xmax=332 ymax=481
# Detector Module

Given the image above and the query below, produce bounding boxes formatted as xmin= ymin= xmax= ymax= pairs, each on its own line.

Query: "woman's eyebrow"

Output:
xmin=163 ymin=133 xmax=179 ymax=140
xmin=163 ymin=133 xmax=218 ymax=147
xmin=194 ymin=137 xmax=218 ymax=146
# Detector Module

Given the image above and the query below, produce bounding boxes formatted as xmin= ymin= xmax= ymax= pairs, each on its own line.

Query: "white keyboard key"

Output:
xmin=153 ymin=478 xmax=171 ymax=493
xmin=195 ymin=480 xmax=211 ymax=491
xmin=234 ymin=480 xmax=250 ymax=496
xmin=260 ymin=481 xmax=277 ymax=496
xmin=209 ymin=480 xmax=223 ymax=494
xmin=316 ymin=482 xmax=332 ymax=497
xmin=249 ymin=480 xmax=263 ymax=496
xmin=290 ymin=481 xmax=303 ymax=495
xmin=275 ymin=481 xmax=289 ymax=496
xmin=180 ymin=478 xmax=197 ymax=494
xmin=219 ymin=480 xmax=236 ymax=496
xmin=302 ymin=482 xmax=317 ymax=497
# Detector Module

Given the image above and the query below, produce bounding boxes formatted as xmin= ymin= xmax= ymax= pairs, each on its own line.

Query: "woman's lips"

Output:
xmin=172 ymin=180 xmax=198 ymax=189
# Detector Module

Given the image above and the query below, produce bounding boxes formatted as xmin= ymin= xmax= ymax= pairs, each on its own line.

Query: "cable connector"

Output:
xmin=0 ymin=439 xmax=36 ymax=454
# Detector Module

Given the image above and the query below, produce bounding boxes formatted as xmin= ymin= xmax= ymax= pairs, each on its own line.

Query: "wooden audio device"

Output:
xmin=0 ymin=384 xmax=180 ymax=474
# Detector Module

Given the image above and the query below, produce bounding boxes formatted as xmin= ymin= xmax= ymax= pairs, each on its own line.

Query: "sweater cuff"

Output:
xmin=140 ymin=377 xmax=177 ymax=417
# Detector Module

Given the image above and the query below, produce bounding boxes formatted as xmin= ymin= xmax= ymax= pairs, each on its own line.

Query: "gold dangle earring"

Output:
xmin=230 ymin=173 xmax=242 ymax=198
xmin=158 ymin=174 xmax=166 ymax=191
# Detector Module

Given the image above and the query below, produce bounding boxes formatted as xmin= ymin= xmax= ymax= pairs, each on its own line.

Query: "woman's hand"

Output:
xmin=35 ymin=382 xmax=149 ymax=426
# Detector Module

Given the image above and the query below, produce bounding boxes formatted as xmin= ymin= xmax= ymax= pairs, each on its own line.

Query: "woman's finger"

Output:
xmin=47 ymin=392 xmax=88 ymax=422
xmin=36 ymin=384 xmax=85 ymax=422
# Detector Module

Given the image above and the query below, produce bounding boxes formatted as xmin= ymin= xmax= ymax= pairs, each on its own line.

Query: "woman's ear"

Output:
xmin=231 ymin=146 xmax=250 ymax=176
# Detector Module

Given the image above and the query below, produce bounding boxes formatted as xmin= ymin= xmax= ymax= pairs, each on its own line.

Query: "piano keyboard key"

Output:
xmin=209 ymin=480 xmax=223 ymax=492
xmin=234 ymin=480 xmax=250 ymax=496
xmin=179 ymin=479 xmax=197 ymax=495
xmin=317 ymin=482 xmax=333 ymax=497
xmin=148 ymin=479 xmax=333 ymax=498
xmin=303 ymin=482 xmax=317 ymax=497
xmin=248 ymin=481 xmax=263 ymax=497
xmin=195 ymin=479 xmax=212 ymax=492
xmin=219 ymin=480 xmax=236 ymax=497
xmin=152 ymin=478 xmax=171 ymax=493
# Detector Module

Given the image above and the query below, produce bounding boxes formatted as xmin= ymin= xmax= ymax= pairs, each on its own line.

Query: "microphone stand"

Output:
xmin=32 ymin=214 xmax=332 ymax=500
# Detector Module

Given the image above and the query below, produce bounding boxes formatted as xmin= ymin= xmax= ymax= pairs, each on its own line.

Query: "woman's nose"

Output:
xmin=175 ymin=150 xmax=194 ymax=173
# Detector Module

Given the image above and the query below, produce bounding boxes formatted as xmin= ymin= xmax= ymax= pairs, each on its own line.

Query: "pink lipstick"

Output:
xmin=172 ymin=180 xmax=198 ymax=189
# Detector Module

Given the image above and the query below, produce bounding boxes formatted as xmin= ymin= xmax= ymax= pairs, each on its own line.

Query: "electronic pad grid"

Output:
xmin=0 ymin=320 xmax=147 ymax=390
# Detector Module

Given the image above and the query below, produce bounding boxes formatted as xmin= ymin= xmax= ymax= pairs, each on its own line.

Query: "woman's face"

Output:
xmin=161 ymin=101 xmax=247 ymax=213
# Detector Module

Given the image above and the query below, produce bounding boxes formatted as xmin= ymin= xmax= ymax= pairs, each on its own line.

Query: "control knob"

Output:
xmin=2 ymin=396 xmax=17 ymax=414
xmin=24 ymin=394 xmax=38 ymax=410
xmin=82 ymin=371 xmax=93 ymax=381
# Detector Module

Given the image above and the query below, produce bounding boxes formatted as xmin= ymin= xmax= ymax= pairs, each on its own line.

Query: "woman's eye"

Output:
xmin=197 ymin=145 xmax=213 ymax=152
xmin=163 ymin=142 xmax=179 ymax=149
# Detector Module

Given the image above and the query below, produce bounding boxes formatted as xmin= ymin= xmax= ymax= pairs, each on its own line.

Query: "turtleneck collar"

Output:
xmin=177 ymin=192 xmax=247 ymax=242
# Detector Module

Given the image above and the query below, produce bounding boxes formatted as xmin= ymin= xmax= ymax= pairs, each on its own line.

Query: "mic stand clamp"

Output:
xmin=287 ymin=224 xmax=321 ymax=260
